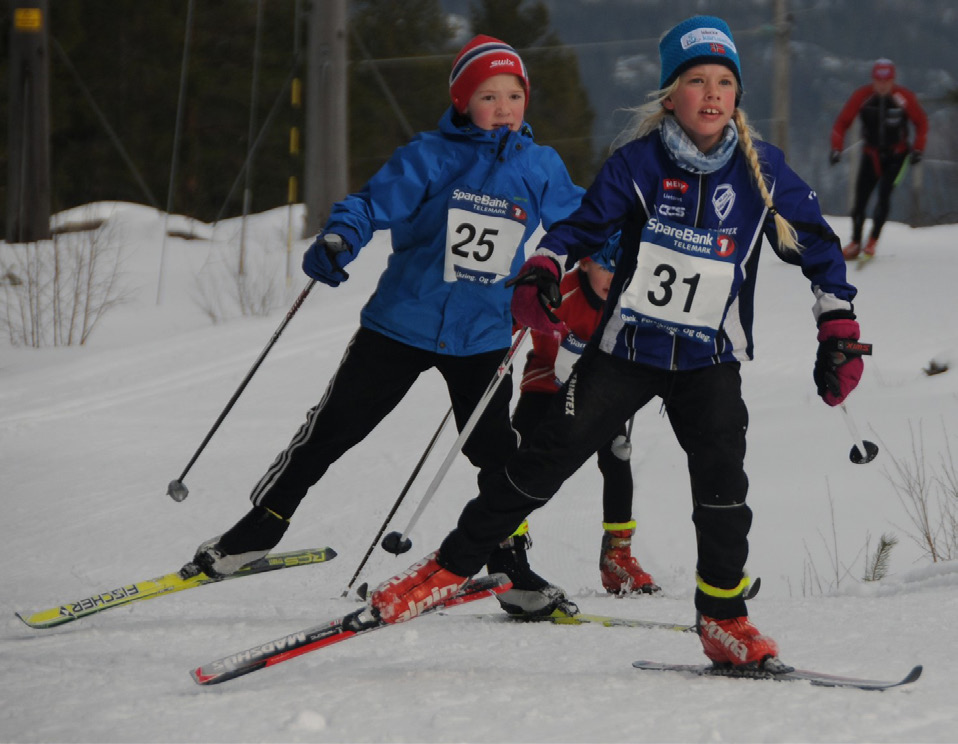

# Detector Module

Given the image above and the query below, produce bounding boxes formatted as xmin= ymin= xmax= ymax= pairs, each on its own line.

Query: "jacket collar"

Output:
xmin=439 ymin=106 xmax=534 ymax=144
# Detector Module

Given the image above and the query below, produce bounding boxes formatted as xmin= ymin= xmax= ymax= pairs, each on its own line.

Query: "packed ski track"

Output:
xmin=2 ymin=203 xmax=957 ymax=743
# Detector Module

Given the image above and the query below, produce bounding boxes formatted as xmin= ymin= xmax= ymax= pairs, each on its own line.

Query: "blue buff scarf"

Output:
xmin=659 ymin=115 xmax=738 ymax=174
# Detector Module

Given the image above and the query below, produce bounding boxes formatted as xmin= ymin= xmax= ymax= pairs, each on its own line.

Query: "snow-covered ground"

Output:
xmin=2 ymin=202 xmax=957 ymax=743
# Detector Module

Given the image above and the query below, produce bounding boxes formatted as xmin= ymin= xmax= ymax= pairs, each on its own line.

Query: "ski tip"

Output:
xmin=902 ymin=664 xmax=923 ymax=684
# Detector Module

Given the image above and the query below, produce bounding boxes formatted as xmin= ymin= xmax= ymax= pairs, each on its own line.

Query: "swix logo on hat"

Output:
xmin=663 ymin=178 xmax=689 ymax=194
xmin=715 ymin=234 xmax=736 ymax=257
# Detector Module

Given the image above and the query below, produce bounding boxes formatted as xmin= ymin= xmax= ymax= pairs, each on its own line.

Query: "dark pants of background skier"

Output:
xmin=248 ymin=327 xmax=518 ymax=519
xmin=439 ymin=350 xmax=753 ymax=619
xmin=850 ymin=149 xmax=908 ymax=243
xmin=511 ymin=390 xmax=632 ymax=524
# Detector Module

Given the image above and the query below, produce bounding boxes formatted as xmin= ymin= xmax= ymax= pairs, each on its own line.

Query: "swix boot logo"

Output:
xmin=712 ymin=183 xmax=736 ymax=221
xmin=715 ymin=234 xmax=736 ymax=258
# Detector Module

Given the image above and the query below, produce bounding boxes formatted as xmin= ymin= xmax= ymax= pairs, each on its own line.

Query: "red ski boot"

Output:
xmin=599 ymin=525 xmax=660 ymax=595
xmin=370 ymin=551 xmax=468 ymax=624
xmin=698 ymin=614 xmax=781 ymax=669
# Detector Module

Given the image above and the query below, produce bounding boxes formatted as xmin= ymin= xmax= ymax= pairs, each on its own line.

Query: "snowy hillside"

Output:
xmin=1 ymin=202 xmax=957 ymax=743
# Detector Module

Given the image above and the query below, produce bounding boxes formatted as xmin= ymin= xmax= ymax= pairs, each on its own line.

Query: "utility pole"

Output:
xmin=6 ymin=0 xmax=51 ymax=243
xmin=303 ymin=0 xmax=348 ymax=238
xmin=771 ymin=0 xmax=791 ymax=159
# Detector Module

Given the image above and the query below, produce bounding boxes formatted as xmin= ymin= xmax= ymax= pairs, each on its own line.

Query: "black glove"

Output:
xmin=829 ymin=150 xmax=841 ymax=166
xmin=910 ymin=150 xmax=923 ymax=165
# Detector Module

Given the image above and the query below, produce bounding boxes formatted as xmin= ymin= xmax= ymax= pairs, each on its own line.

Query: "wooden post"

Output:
xmin=771 ymin=0 xmax=791 ymax=159
xmin=303 ymin=0 xmax=347 ymax=238
xmin=6 ymin=0 xmax=51 ymax=243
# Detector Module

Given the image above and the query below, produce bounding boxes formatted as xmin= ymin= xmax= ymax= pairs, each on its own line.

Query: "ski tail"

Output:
xmin=632 ymin=659 xmax=923 ymax=691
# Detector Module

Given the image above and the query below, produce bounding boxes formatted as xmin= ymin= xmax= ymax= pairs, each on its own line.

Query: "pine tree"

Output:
xmin=347 ymin=0 xmax=455 ymax=189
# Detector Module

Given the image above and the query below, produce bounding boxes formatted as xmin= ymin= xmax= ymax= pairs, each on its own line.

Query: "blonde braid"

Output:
xmin=733 ymin=109 xmax=801 ymax=252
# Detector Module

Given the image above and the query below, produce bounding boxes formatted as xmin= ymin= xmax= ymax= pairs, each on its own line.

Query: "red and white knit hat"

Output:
xmin=449 ymin=35 xmax=529 ymax=114
xmin=872 ymin=58 xmax=896 ymax=81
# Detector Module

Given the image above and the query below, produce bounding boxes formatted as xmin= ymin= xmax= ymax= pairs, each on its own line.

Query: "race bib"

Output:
xmin=554 ymin=333 xmax=588 ymax=384
xmin=444 ymin=189 xmax=527 ymax=284
xmin=619 ymin=217 xmax=737 ymax=345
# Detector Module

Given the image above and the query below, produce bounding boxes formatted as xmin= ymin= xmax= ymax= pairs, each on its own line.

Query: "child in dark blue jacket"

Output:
xmin=371 ymin=16 xmax=867 ymax=673
xmin=189 ymin=36 xmax=583 ymax=613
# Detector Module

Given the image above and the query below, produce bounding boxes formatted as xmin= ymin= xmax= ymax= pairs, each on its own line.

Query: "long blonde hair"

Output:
xmin=612 ymin=81 xmax=800 ymax=253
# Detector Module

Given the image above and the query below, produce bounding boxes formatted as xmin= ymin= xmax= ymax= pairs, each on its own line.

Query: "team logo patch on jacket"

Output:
xmin=712 ymin=184 xmax=736 ymax=221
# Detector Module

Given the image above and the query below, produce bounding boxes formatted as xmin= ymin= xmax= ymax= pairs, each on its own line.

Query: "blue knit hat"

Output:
xmin=586 ymin=232 xmax=620 ymax=273
xmin=659 ymin=16 xmax=742 ymax=92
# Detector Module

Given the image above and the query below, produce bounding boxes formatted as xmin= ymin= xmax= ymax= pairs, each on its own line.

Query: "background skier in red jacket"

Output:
xmin=830 ymin=58 xmax=928 ymax=261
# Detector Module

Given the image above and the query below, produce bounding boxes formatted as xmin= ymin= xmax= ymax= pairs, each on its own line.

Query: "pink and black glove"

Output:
xmin=506 ymin=255 xmax=565 ymax=334
xmin=813 ymin=315 xmax=871 ymax=406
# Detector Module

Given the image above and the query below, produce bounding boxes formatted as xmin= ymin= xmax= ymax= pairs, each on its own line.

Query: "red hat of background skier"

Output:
xmin=449 ymin=35 xmax=529 ymax=114
xmin=872 ymin=58 xmax=896 ymax=81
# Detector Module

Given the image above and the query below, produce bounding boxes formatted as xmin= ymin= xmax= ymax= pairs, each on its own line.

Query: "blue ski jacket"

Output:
xmin=536 ymin=129 xmax=857 ymax=370
xmin=322 ymin=108 xmax=583 ymax=356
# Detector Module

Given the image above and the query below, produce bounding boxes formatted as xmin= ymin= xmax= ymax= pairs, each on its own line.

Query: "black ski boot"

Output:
xmin=486 ymin=533 xmax=577 ymax=617
xmin=192 ymin=505 xmax=289 ymax=578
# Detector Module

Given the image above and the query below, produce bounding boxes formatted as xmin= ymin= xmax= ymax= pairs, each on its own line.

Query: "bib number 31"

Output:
xmin=620 ymin=218 xmax=737 ymax=345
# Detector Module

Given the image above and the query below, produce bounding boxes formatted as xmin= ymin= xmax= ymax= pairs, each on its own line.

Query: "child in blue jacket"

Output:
xmin=370 ymin=17 xmax=867 ymax=673
xmin=189 ymin=36 xmax=583 ymax=612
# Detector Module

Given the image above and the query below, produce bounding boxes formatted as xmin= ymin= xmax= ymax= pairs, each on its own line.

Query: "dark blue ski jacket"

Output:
xmin=536 ymin=128 xmax=857 ymax=370
xmin=322 ymin=108 xmax=583 ymax=356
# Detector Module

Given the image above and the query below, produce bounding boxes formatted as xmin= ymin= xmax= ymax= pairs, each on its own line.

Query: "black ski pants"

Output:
xmin=440 ymin=350 xmax=753 ymax=618
xmin=850 ymin=149 xmax=907 ymax=243
xmin=250 ymin=327 xmax=518 ymax=518
xmin=511 ymin=390 xmax=633 ymax=525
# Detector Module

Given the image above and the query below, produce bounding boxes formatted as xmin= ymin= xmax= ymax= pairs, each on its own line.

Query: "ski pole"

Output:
xmin=381 ymin=327 xmax=531 ymax=554
xmin=341 ymin=406 xmax=454 ymax=597
xmin=166 ymin=280 xmax=317 ymax=501
xmin=826 ymin=338 xmax=877 ymax=465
